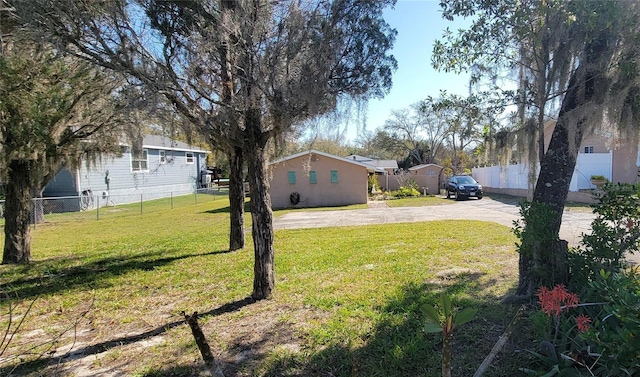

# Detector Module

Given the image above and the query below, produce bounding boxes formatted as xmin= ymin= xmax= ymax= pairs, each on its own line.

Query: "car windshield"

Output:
xmin=456 ymin=176 xmax=477 ymax=184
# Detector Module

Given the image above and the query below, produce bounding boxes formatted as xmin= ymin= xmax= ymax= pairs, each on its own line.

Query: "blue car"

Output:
xmin=446 ymin=175 xmax=483 ymax=200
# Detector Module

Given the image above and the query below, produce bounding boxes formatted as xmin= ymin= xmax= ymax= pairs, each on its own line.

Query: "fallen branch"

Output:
xmin=182 ymin=311 xmax=225 ymax=377
xmin=473 ymin=304 xmax=526 ymax=377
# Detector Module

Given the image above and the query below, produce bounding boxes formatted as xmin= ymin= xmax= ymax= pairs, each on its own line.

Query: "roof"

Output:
xmin=408 ymin=163 xmax=444 ymax=171
xmin=270 ymin=150 xmax=385 ymax=173
xmin=141 ymin=135 xmax=209 ymax=154
xmin=345 ymin=155 xmax=398 ymax=170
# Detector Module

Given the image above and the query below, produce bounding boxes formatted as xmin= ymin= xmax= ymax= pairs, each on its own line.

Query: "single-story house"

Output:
xmin=345 ymin=155 xmax=399 ymax=175
xmin=269 ymin=150 xmax=381 ymax=209
xmin=44 ymin=135 xmax=209 ymax=207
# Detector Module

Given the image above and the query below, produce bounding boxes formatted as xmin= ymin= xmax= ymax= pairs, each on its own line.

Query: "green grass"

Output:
xmin=0 ymin=195 xmax=530 ymax=376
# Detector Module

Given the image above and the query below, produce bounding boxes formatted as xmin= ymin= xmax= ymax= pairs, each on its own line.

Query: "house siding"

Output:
xmin=43 ymin=168 xmax=78 ymax=197
xmin=269 ymin=152 xmax=368 ymax=209
xmin=75 ymin=148 xmax=205 ymax=204
xmin=44 ymin=139 xmax=208 ymax=207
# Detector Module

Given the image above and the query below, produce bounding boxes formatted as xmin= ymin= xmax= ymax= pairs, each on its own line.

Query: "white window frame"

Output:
xmin=131 ymin=149 xmax=149 ymax=172
xmin=583 ymin=145 xmax=594 ymax=153
xmin=159 ymin=150 xmax=166 ymax=164
xmin=186 ymin=152 xmax=195 ymax=164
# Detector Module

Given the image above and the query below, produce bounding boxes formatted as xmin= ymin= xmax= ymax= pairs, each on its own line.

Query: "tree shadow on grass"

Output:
xmin=1 ymin=248 xmax=232 ymax=300
xmin=205 ymin=201 xmax=252 ymax=215
xmin=0 ymin=296 xmax=258 ymax=376
xmin=258 ymin=272 xmax=524 ymax=377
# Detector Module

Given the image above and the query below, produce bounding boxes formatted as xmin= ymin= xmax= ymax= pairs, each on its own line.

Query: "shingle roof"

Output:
xmin=141 ymin=135 xmax=209 ymax=153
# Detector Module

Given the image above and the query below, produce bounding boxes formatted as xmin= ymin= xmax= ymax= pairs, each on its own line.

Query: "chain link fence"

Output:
xmin=0 ymin=187 xmax=229 ymax=227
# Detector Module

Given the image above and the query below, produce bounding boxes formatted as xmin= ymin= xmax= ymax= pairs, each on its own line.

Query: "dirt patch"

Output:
xmin=14 ymin=299 xmax=329 ymax=376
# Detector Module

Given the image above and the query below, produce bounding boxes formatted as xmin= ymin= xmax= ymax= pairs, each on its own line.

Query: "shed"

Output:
xmin=407 ymin=164 xmax=444 ymax=194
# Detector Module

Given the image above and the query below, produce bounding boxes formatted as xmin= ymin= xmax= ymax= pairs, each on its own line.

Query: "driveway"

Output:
xmin=274 ymin=195 xmax=594 ymax=246
xmin=274 ymin=196 xmax=640 ymax=265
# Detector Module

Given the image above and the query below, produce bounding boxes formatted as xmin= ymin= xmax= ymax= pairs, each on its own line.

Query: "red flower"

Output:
xmin=537 ymin=284 xmax=580 ymax=317
xmin=575 ymin=315 xmax=592 ymax=332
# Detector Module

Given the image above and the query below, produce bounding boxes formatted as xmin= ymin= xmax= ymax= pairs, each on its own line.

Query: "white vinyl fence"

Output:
xmin=473 ymin=151 xmax=613 ymax=192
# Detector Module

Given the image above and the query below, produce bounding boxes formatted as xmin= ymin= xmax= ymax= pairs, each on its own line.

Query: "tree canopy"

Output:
xmin=18 ymin=0 xmax=398 ymax=298
xmin=433 ymin=0 xmax=640 ymax=295
xmin=1 ymin=3 xmax=130 ymax=263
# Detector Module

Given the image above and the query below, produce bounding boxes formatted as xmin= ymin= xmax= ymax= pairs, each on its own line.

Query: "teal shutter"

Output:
xmin=288 ymin=171 xmax=296 ymax=184
xmin=331 ymin=170 xmax=338 ymax=183
xmin=309 ymin=171 xmax=317 ymax=184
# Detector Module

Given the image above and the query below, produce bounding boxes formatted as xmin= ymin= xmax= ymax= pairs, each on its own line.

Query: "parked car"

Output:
xmin=446 ymin=175 xmax=483 ymax=200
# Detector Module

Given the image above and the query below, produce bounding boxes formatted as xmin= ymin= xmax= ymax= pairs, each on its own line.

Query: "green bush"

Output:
xmin=568 ymin=182 xmax=640 ymax=287
xmin=582 ymin=271 xmax=640 ymax=376
xmin=368 ymin=174 xmax=381 ymax=194
xmin=390 ymin=187 xmax=420 ymax=198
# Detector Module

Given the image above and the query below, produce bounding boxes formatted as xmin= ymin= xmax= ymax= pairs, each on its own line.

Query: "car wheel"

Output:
xmin=454 ymin=190 xmax=460 ymax=201
xmin=477 ymin=195 xmax=483 ymax=200
xmin=446 ymin=190 xmax=451 ymax=199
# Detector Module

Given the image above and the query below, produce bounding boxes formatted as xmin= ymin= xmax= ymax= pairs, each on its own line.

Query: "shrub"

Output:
xmin=582 ymin=270 xmax=640 ymax=377
xmin=368 ymin=174 xmax=381 ymax=194
xmin=391 ymin=187 xmax=420 ymax=198
xmin=568 ymin=182 xmax=640 ymax=288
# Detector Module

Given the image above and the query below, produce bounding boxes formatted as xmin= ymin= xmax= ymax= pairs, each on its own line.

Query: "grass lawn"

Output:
xmin=0 ymin=195 xmax=530 ymax=376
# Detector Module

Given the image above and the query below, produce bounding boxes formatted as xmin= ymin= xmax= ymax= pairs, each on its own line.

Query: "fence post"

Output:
xmin=140 ymin=194 xmax=143 ymax=215
xmin=97 ymin=195 xmax=100 ymax=221
xmin=171 ymin=192 xmax=174 ymax=209
xmin=32 ymin=200 xmax=36 ymax=229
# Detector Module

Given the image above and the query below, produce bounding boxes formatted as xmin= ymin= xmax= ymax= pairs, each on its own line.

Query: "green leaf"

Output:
xmin=440 ymin=293 xmax=452 ymax=317
xmin=421 ymin=303 xmax=441 ymax=324
xmin=453 ymin=308 xmax=478 ymax=326
xmin=424 ymin=322 xmax=443 ymax=333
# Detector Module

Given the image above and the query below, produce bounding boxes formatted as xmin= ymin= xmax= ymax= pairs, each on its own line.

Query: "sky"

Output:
xmin=348 ymin=0 xmax=473 ymax=141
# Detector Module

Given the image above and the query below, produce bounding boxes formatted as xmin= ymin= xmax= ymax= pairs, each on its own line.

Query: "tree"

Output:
xmin=434 ymin=0 xmax=640 ymax=295
xmin=432 ymin=93 xmax=486 ymax=174
xmin=382 ymin=108 xmax=430 ymax=166
xmin=416 ymin=96 xmax=452 ymax=165
xmin=0 ymin=4 xmax=128 ymax=264
xmin=22 ymin=0 xmax=397 ymax=299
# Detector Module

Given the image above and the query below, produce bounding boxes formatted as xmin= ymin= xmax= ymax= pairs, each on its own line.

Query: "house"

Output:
xmin=268 ymin=150 xmax=381 ymax=209
xmin=345 ymin=155 xmax=399 ymax=175
xmin=44 ymin=135 xmax=209 ymax=207
xmin=473 ymin=120 xmax=640 ymax=201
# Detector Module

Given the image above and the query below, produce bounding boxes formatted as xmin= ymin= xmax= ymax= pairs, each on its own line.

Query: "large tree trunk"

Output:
xmin=2 ymin=160 xmax=33 ymax=264
xmin=246 ymin=145 xmax=275 ymax=299
xmin=227 ymin=147 xmax=245 ymax=252
xmin=244 ymin=109 xmax=275 ymax=300
xmin=517 ymin=31 xmax=610 ymax=295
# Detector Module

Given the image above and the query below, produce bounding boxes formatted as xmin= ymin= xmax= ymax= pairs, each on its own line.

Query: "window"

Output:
xmin=186 ymin=152 xmax=194 ymax=164
xmin=159 ymin=150 xmax=166 ymax=164
xmin=309 ymin=171 xmax=317 ymax=184
xmin=288 ymin=171 xmax=296 ymax=184
xmin=331 ymin=170 xmax=338 ymax=183
xmin=131 ymin=149 xmax=148 ymax=172
xmin=583 ymin=146 xmax=594 ymax=153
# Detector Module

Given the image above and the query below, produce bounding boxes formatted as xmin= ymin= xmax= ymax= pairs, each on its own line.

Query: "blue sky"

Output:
xmin=349 ymin=0 xmax=473 ymax=141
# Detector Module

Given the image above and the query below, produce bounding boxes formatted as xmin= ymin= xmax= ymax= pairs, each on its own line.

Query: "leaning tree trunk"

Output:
xmin=516 ymin=33 xmax=608 ymax=295
xmin=2 ymin=160 xmax=34 ymax=264
xmin=227 ymin=147 xmax=245 ymax=252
